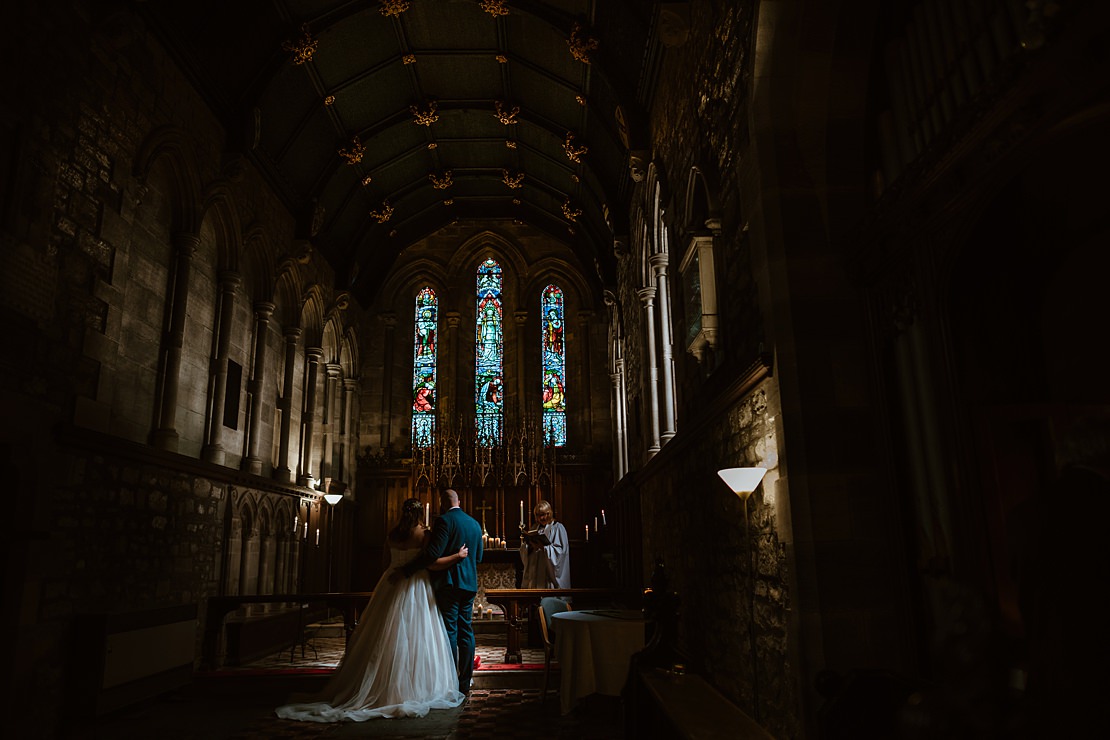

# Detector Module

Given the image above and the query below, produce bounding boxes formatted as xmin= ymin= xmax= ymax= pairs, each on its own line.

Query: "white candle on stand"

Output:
xmin=315 ymin=527 xmax=320 ymax=546
xmin=601 ymin=509 xmax=607 ymax=526
xmin=595 ymin=516 xmax=599 ymax=531
xmin=425 ymin=502 xmax=430 ymax=526
xmin=585 ymin=524 xmax=590 ymax=541
xmin=519 ymin=500 xmax=524 ymax=526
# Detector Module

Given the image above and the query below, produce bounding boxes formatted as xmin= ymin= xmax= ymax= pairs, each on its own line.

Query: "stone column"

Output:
xmin=242 ymin=302 xmax=275 ymax=475
xmin=637 ymin=286 xmax=662 ymax=455
xmin=577 ymin=310 xmax=595 ymax=444
xmin=299 ymin=347 xmax=324 ymax=486
xmin=445 ymin=312 xmax=461 ymax=420
xmin=274 ymin=327 xmax=301 ymax=483
xmin=320 ymin=363 xmax=341 ymax=487
xmin=341 ymin=377 xmax=357 ymax=486
xmin=514 ymin=310 xmax=528 ymax=416
xmin=650 ymin=253 xmax=677 ymax=443
xmin=152 ymin=232 xmax=199 ymax=451
xmin=203 ymin=271 xmax=242 ymax=465
xmin=380 ymin=314 xmax=396 ymax=451
xmin=611 ymin=363 xmax=626 ymax=480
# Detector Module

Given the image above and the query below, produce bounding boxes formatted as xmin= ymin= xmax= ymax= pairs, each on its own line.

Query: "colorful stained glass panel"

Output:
xmin=475 ymin=259 xmax=503 ymax=446
xmin=541 ymin=284 xmax=566 ymax=446
xmin=411 ymin=287 xmax=438 ymax=448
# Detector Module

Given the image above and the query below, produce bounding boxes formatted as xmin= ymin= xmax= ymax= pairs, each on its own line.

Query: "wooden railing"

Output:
xmin=199 ymin=593 xmax=373 ymax=670
xmin=200 ymin=588 xmax=640 ymax=670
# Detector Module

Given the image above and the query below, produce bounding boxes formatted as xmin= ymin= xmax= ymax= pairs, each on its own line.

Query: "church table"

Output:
xmin=483 ymin=588 xmax=629 ymax=664
xmin=553 ymin=609 xmax=647 ymax=715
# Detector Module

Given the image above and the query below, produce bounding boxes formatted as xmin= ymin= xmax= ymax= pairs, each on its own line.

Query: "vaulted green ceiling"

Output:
xmin=140 ymin=0 xmax=662 ymax=305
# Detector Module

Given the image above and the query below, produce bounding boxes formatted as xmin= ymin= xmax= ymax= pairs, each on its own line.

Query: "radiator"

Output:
xmin=76 ymin=604 xmax=198 ymax=715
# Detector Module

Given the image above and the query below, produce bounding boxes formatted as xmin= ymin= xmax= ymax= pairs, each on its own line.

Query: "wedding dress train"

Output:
xmin=275 ymin=547 xmax=465 ymax=722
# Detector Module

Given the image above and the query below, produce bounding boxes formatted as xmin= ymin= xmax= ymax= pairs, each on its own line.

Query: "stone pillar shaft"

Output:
xmin=299 ymin=347 xmax=324 ymax=485
xmin=203 ymin=271 xmax=241 ymax=464
xmin=152 ymin=232 xmax=199 ymax=451
xmin=274 ymin=328 xmax=301 ymax=483
xmin=650 ymin=253 xmax=676 ymax=442
xmin=242 ymin=302 xmax=275 ymax=474
xmin=638 ymin=286 xmax=662 ymax=455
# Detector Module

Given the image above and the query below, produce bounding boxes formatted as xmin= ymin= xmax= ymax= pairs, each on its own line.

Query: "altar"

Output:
xmin=475 ymin=548 xmax=522 ymax=617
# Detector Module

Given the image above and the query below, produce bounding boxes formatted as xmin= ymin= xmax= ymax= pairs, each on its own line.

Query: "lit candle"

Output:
xmin=425 ymin=502 xmax=430 ymax=527
xmin=315 ymin=527 xmax=320 ymax=546
xmin=519 ymin=500 xmax=524 ymax=526
xmin=303 ymin=522 xmax=308 ymax=539
xmin=601 ymin=509 xmax=607 ymax=526
xmin=293 ymin=515 xmax=298 ymax=534
xmin=585 ymin=524 xmax=590 ymax=541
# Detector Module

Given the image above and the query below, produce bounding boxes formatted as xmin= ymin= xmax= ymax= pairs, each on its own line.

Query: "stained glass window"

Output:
xmin=475 ymin=259 xmax=504 ymax=446
xmin=411 ymin=287 xmax=438 ymax=448
xmin=541 ymin=284 xmax=567 ymax=446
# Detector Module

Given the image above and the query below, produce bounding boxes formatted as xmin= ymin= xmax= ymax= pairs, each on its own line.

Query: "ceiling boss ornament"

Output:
xmin=563 ymin=132 xmax=588 ymax=163
xmin=479 ymin=0 xmax=510 ymax=17
xmin=567 ymin=21 xmax=599 ymax=64
xmin=410 ymin=101 xmax=439 ymax=126
xmin=429 ymin=170 xmax=454 ymax=189
xmin=379 ymin=1 xmax=411 ymax=17
xmin=494 ymin=101 xmax=520 ymax=125
xmin=338 ymin=135 xmax=366 ymax=164
xmin=282 ymin=23 xmax=318 ymax=65
xmin=369 ymin=200 xmax=394 ymax=223
xmin=502 ymin=169 xmax=524 ymax=189
xmin=562 ymin=199 xmax=583 ymax=222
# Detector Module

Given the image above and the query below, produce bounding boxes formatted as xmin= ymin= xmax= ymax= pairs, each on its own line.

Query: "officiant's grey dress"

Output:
xmin=519 ymin=520 xmax=571 ymax=589
xmin=275 ymin=546 xmax=464 ymax=722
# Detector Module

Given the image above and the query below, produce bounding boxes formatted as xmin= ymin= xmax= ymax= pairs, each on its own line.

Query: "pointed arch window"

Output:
xmin=411 ymin=287 xmax=438 ymax=448
xmin=475 ymin=259 xmax=504 ymax=446
xmin=541 ymin=284 xmax=567 ymax=446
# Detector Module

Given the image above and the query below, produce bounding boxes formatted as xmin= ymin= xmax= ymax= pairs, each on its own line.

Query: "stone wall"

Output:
xmin=636 ymin=378 xmax=796 ymax=739
xmin=1 ymin=7 xmax=351 ymax=735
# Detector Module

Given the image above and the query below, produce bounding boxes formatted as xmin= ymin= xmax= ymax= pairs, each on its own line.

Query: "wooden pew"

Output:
xmin=483 ymin=588 xmax=637 ymax=663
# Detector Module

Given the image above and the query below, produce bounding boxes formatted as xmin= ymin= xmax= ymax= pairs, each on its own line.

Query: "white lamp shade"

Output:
xmin=717 ymin=467 xmax=767 ymax=496
xmin=323 ymin=493 xmax=343 ymax=505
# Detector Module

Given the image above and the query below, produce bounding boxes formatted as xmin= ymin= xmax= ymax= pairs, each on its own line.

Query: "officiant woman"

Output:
xmin=519 ymin=500 xmax=570 ymax=589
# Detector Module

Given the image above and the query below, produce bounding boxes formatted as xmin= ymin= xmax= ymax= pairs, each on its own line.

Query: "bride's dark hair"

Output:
xmin=388 ymin=497 xmax=425 ymax=542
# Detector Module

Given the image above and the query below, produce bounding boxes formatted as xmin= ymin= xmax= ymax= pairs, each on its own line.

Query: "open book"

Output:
xmin=520 ymin=528 xmax=551 ymax=547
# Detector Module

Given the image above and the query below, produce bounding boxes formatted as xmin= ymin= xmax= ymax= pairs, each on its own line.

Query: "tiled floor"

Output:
xmin=237 ymin=634 xmax=547 ymax=672
xmin=79 ymin=620 xmax=627 ymax=739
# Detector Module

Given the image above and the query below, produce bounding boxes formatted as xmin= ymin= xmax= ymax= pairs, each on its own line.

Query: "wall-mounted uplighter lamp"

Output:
xmin=717 ymin=468 xmax=767 ymax=501
xmin=717 ymin=466 xmax=767 ymax=723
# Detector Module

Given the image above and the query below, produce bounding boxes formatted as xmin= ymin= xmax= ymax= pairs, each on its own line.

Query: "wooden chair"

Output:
xmin=537 ymin=596 xmax=571 ymax=700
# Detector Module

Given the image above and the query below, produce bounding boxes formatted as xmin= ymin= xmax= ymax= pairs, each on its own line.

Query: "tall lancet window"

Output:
xmin=475 ymin=259 xmax=504 ymax=446
xmin=411 ymin=287 xmax=438 ymax=448
xmin=541 ymin=284 xmax=567 ymax=446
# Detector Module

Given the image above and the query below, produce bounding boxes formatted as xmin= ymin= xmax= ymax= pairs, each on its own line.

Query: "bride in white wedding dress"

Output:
xmin=275 ymin=498 xmax=468 ymax=722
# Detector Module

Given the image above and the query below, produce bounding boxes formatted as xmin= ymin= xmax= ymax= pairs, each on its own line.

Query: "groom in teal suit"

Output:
xmin=400 ymin=488 xmax=484 ymax=694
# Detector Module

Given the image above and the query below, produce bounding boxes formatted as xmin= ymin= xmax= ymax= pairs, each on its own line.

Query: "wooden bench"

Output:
xmin=483 ymin=588 xmax=636 ymax=663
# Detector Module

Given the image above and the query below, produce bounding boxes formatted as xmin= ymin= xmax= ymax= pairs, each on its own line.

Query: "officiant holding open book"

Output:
xmin=519 ymin=500 xmax=571 ymax=589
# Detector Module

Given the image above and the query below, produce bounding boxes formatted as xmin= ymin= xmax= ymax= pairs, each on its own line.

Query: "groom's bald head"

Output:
xmin=440 ymin=488 xmax=460 ymax=511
